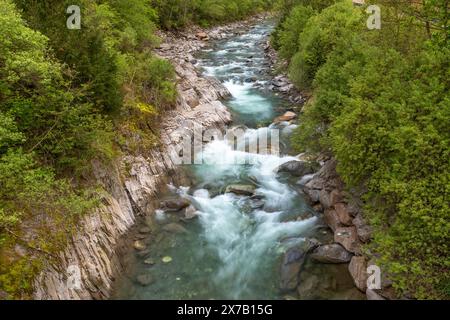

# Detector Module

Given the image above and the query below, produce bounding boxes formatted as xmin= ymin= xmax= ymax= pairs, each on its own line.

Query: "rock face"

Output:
xmin=276 ymin=161 xmax=318 ymax=177
xmin=310 ymin=244 xmax=353 ymax=264
xmin=33 ymin=22 xmax=236 ymax=300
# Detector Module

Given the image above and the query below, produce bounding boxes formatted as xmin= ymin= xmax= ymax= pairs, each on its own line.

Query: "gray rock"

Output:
xmin=297 ymin=275 xmax=319 ymax=299
xmin=162 ymin=223 xmax=188 ymax=234
xmin=277 ymin=161 xmax=318 ymax=177
xmin=225 ymin=184 xmax=256 ymax=196
xmin=280 ymin=241 xmax=317 ymax=292
xmin=160 ymin=198 xmax=191 ymax=212
xmin=310 ymin=244 xmax=353 ymax=264
xmin=353 ymin=214 xmax=372 ymax=243
xmin=139 ymin=226 xmax=152 ymax=234
xmin=319 ymin=189 xmax=332 ymax=209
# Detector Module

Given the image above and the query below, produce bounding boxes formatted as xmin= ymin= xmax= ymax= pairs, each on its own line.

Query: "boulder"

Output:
xmin=324 ymin=209 xmax=341 ymax=232
xmin=348 ymin=256 xmax=367 ymax=292
xmin=329 ymin=190 xmax=343 ymax=206
xmin=319 ymin=189 xmax=332 ymax=209
xmin=280 ymin=241 xmax=317 ymax=292
xmin=335 ymin=226 xmax=361 ymax=254
xmin=183 ymin=205 xmax=198 ymax=220
xmin=160 ymin=198 xmax=190 ymax=212
xmin=273 ymin=111 xmax=297 ymax=123
xmin=280 ymin=247 xmax=307 ymax=292
xmin=305 ymin=189 xmax=320 ymax=204
xmin=162 ymin=223 xmax=188 ymax=234
xmin=310 ymin=244 xmax=353 ymax=264
xmin=277 ymin=160 xmax=318 ymax=177
xmin=139 ymin=226 xmax=152 ymax=234
xmin=225 ymin=184 xmax=256 ymax=196
xmin=353 ymin=214 xmax=372 ymax=243
xmin=334 ymin=203 xmax=353 ymax=226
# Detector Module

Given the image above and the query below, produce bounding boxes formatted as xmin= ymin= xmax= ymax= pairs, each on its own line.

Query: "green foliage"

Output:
xmin=288 ymin=1 xmax=363 ymax=89
xmin=276 ymin=5 xmax=316 ymax=61
xmin=281 ymin=0 xmax=450 ymax=298
xmin=151 ymin=0 xmax=276 ymax=29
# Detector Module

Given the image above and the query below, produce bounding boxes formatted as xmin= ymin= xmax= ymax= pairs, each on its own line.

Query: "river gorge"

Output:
xmin=111 ymin=20 xmax=364 ymax=300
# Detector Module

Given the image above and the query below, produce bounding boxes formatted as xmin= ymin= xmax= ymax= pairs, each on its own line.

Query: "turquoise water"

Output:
xmin=112 ymin=21 xmax=363 ymax=300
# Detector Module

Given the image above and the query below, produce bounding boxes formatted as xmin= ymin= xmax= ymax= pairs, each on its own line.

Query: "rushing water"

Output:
xmin=113 ymin=21 xmax=363 ymax=300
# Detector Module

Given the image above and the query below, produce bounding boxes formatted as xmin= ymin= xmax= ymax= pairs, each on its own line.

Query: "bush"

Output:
xmin=282 ymin=0 xmax=450 ymax=298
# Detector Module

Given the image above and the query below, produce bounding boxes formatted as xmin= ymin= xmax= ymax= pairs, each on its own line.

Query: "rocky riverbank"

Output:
xmin=274 ymin=153 xmax=395 ymax=299
xmin=31 ymin=17 xmax=277 ymax=300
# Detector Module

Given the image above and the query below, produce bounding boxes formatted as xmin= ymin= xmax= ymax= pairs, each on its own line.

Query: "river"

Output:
xmin=112 ymin=20 xmax=363 ymax=300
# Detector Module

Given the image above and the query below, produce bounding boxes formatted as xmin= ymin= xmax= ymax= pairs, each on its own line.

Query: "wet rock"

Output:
xmin=139 ymin=226 xmax=152 ymax=234
xmin=280 ymin=247 xmax=307 ymax=292
xmin=183 ymin=205 xmax=198 ymax=220
xmin=297 ymin=275 xmax=319 ymax=299
xmin=144 ymin=258 xmax=155 ymax=265
xmin=335 ymin=226 xmax=361 ymax=254
xmin=136 ymin=274 xmax=154 ymax=286
xmin=280 ymin=241 xmax=317 ymax=292
xmin=334 ymin=203 xmax=353 ymax=226
xmin=277 ymin=160 xmax=318 ymax=177
xmin=273 ymin=111 xmax=297 ymax=123
xmin=349 ymin=256 xmax=368 ymax=292
xmin=225 ymin=184 xmax=256 ymax=196
xmin=366 ymin=288 xmax=385 ymax=300
xmin=310 ymin=244 xmax=353 ymax=264
xmin=162 ymin=223 xmax=188 ymax=234
xmin=133 ymin=240 xmax=147 ymax=251
xmin=160 ymin=198 xmax=191 ymax=212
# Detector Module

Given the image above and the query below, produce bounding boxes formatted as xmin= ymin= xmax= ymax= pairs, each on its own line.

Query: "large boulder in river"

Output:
xmin=277 ymin=161 xmax=318 ymax=177
xmin=273 ymin=111 xmax=297 ymax=124
xmin=225 ymin=184 xmax=256 ymax=196
xmin=160 ymin=198 xmax=190 ymax=212
xmin=280 ymin=240 xmax=318 ymax=292
xmin=310 ymin=244 xmax=353 ymax=264
xmin=162 ymin=223 xmax=188 ymax=234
